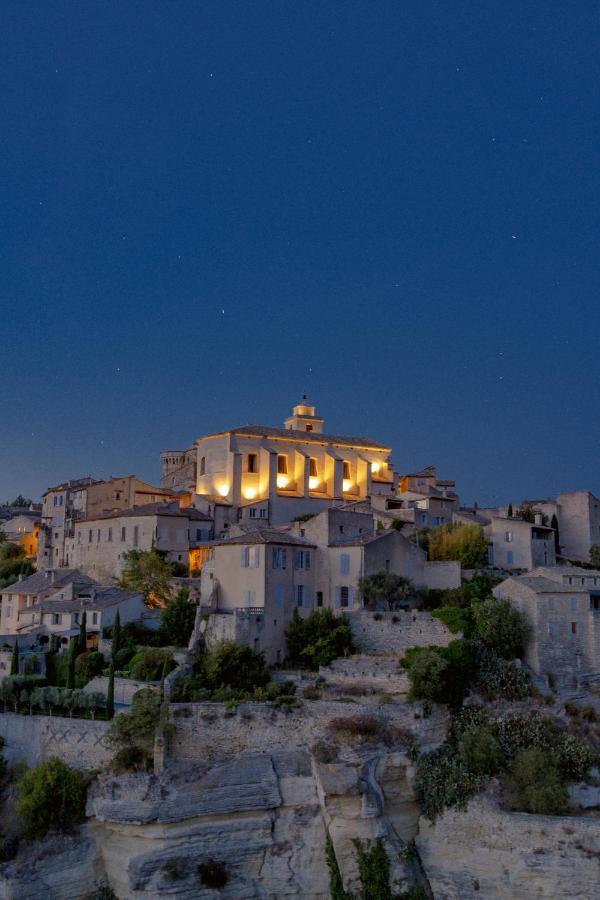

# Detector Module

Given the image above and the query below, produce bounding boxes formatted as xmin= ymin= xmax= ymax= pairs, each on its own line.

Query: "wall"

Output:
xmin=84 ymin=676 xmax=155 ymax=706
xmin=423 ymin=560 xmax=461 ymax=589
xmin=168 ymin=698 xmax=448 ymax=763
xmin=319 ymin=656 xmax=410 ymax=695
xmin=0 ymin=712 xmax=111 ymax=769
xmin=417 ymin=794 xmax=600 ymax=899
xmin=347 ymin=609 xmax=455 ymax=655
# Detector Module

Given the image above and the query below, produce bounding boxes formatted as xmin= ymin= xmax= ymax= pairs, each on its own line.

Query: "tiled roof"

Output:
xmin=215 ymin=527 xmax=316 ymax=548
xmin=200 ymin=424 xmax=390 ymax=451
xmin=43 ymin=477 xmax=100 ymax=495
xmin=1 ymin=569 xmax=98 ymax=595
xmin=80 ymin=502 xmax=212 ymax=522
xmin=31 ymin=587 xmax=144 ymax=613
xmin=511 ymin=575 xmax=588 ymax=594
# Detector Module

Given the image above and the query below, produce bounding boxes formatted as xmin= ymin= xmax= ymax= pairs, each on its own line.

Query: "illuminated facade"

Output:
xmin=160 ymin=398 xmax=395 ymax=524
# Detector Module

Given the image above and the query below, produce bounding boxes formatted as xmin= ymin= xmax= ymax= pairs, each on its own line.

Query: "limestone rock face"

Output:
xmin=0 ymin=834 xmax=97 ymax=900
xmin=416 ymin=794 xmax=600 ymax=899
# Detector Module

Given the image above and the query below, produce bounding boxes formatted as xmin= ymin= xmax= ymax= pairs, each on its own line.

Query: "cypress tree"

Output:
xmin=106 ymin=662 xmax=115 ymax=720
xmin=551 ymin=514 xmax=560 ymax=556
xmin=79 ymin=610 xmax=87 ymax=655
xmin=67 ymin=639 xmax=76 ymax=690
xmin=10 ymin=640 xmax=19 ymax=676
xmin=507 ymin=503 xmax=513 ymax=518
xmin=112 ymin=610 xmax=122 ymax=660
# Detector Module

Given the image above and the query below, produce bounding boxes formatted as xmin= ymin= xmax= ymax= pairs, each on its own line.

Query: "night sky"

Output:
xmin=1 ymin=2 xmax=599 ymax=505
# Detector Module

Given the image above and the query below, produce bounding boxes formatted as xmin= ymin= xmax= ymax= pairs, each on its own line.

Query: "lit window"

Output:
xmin=343 ymin=461 xmax=351 ymax=480
xmin=309 ymin=458 xmax=318 ymax=477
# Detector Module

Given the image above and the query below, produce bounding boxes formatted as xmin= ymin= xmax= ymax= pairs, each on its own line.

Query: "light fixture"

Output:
xmin=244 ymin=488 xmax=257 ymax=500
xmin=308 ymin=476 xmax=318 ymax=491
xmin=343 ymin=479 xmax=351 ymax=492
xmin=277 ymin=475 xmax=289 ymax=489
xmin=371 ymin=462 xmax=380 ymax=474
xmin=217 ymin=484 xmax=229 ymax=497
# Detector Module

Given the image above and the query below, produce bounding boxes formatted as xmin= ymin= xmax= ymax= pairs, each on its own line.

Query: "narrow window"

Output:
xmin=107 ymin=527 xmax=113 ymax=542
xmin=277 ymin=455 xmax=288 ymax=475
xmin=571 ymin=621 xmax=578 ymax=635
xmin=317 ymin=591 xmax=324 ymax=608
xmin=133 ymin=525 xmax=139 ymax=548
xmin=343 ymin=461 xmax=351 ymax=480
xmin=340 ymin=553 xmax=350 ymax=575
xmin=296 ymin=584 xmax=304 ymax=607
xmin=306 ymin=424 xmax=313 ymax=432
xmin=199 ymin=456 xmax=206 ymax=475
xmin=121 ymin=526 xmax=126 ymax=542
xmin=340 ymin=586 xmax=349 ymax=608
xmin=248 ymin=453 xmax=257 ymax=473
xmin=309 ymin=458 xmax=318 ymax=477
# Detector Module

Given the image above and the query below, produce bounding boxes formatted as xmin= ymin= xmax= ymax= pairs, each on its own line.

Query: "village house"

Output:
xmin=0 ymin=569 xmax=97 ymax=635
xmin=161 ymin=397 xmax=396 ymax=524
xmin=516 ymin=491 xmax=600 ymax=563
xmin=0 ymin=510 xmax=41 ymax=558
xmin=200 ymin=528 xmax=317 ymax=664
xmin=494 ymin=566 xmax=600 ymax=692
xmin=454 ymin=508 xmax=556 ymax=572
xmin=66 ymin=501 xmax=214 ymax=581
xmin=17 ymin=584 xmax=147 ymax=651
xmin=37 ymin=475 xmax=177 ymax=570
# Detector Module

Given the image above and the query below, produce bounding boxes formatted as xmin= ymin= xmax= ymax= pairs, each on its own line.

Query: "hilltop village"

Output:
xmin=0 ymin=398 xmax=599 ymax=899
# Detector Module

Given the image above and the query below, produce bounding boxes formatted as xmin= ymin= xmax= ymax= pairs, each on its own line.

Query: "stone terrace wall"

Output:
xmin=347 ymin=610 xmax=455 ymax=655
xmin=417 ymin=794 xmax=600 ymax=899
xmin=84 ymin=676 xmax=155 ymax=706
xmin=0 ymin=713 xmax=111 ymax=770
xmin=168 ymin=699 xmax=447 ymax=763
xmin=319 ymin=656 xmax=410 ymax=695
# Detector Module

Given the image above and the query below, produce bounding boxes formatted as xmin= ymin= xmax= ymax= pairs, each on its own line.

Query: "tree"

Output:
xmin=428 ymin=523 xmax=488 ymax=569
xmin=402 ymin=648 xmax=449 ymax=703
xmin=106 ymin=662 xmax=115 ymax=720
xmin=589 ymin=545 xmax=600 ymax=568
xmin=160 ymin=588 xmax=196 ymax=646
xmin=11 ymin=495 xmax=31 ymax=508
xmin=551 ymin=514 xmax=560 ymax=556
xmin=358 ymin=572 xmax=415 ymax=610
xmin=111 ymin=610 xmax=122 ymax=660
xmin=17 ymin=757 xmax=86 ymax=839
xmin=472 ymin=598 xmax=528 ymax=660
xmin=120 ymin=549 xmax=173 ymax=607
xmin=10 ymin=640 xmax=19 ymax=676
xmin=285 ymin=608 xmax=355 ymax=670
xmin=79 ymin=610 xmax=87 ymax=655
xmin=66 ymin=639 xmax=77 ymax=690
xmin=507 ymin=503 xmax=513 ymax=518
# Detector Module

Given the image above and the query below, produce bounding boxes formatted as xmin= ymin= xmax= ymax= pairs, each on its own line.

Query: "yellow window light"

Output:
xmin=217 ymin=484 xmax=229 ymax=497
xmin=244 ymin=488 xmax=257 ymax=500
xmin=277 ymin=475 xmax=289 ymax=489
xmin=343 ymin=479 xmax=352 ymax=492
xmin=308 ymin=476 xmax=319 ymax=490
xmin=371 ymin=462 xmax=380 ymax=473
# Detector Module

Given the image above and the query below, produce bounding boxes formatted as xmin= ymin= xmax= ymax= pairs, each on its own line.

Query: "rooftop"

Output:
xmin=1 ymin=569 xmax=98 ymax=595
xmin=30 ymin=586 xmax=144 ymax=613
xmin=80 ymin=501 xmax=213 ymax=522
xmin=507 ymin=574 xmax=588 ymax=594
xmin=215 ymin=527 xmax=316 ymax=548
xmin=199 ymin=423 xmax=390 ymax=451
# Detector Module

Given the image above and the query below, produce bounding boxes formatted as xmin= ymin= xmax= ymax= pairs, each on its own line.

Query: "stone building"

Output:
xmin=511 ymin=490 xmax=600 ymax=563
xmin=0 ymin=569 xmax=97 ymax=635
xmin=67 ymin=501 xmax=214 ymax=581
xmin=0 ymin=511 xmax=40 ymax=558
xmin=494 ymin=566 xmax=600 ymax=690
xmin=160 ymin=397 xmax=395 ymax=524
xmin=200 ymin=527 xmax=317 ymax=664
xmin=454 ymin=508 xmax=556 ymax=571
xmin=37 ymin=475 xmax=176 ymax=570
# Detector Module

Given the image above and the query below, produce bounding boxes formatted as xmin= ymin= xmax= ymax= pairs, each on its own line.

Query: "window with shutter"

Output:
xmin=340 ymin=554 xmax=350 ymax=575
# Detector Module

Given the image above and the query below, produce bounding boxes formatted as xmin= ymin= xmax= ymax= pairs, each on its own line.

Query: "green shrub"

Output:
xmin=475 ymin=648 xmax=531 ymax=700
xmin=202 ymin=641 xmax=269 ymax=692
xmin=170 ymin=674 xmax=211 ymax=703
xmin=457 ymin=726 xmax=503 ymax=776
xmin=401 ymin=640 xmax=474 ymax=707
xmin=74 ymin=651 xmax=105 ymax=684
xmin=285 ymin=608 xmax=355 ymax=670
xmin=352 ymin=837 xmax=392 ymax=900
xmin=492 ymin=712 xmax=556 ymax=759
xmin=113 ymin=644 xmax=136 ymax=670
xmin=555 ymin=732 xmax=596 ymax=781
xmin=302 ymin=686 xmax=322 ymax=700
xmin=129 ymin=648 xmax=174 ymax=682
xmin=325 ymin=832 xmax=349 ymax=899
xmin=447 ymin=705 xmax=491 ymax=745
xmin=415 ymin=745 xmax=481 ymax=822
xmin=16 ymin=757 xmax=86 ymax=839
xmin=504 ymin=748 xmax=568 ymax=815
xmin=472 ymin=598 xmax=528 ymax=660
xmin=105 ymin=688 xmax=162 ymax=770
xmin=431 ymin=606 xmax=472 ymax=635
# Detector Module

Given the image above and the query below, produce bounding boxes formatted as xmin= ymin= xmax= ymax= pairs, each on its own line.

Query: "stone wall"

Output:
xmin=84 ymin=676 xmax=155 ymax=706
xmin=423 ymin=559 xmax=461 ymax=589
xmin=347 ymin=609 xmax=455 ymax=656
xmin=319 ymin=656 xmax=410 ymax=695
xmin=416 ymin=794 xmax=600 ymax=899
xmin=0 ymin=712 xmax=111 ymax=770
xmin=168 ymin=699 xmax=447 ymax=763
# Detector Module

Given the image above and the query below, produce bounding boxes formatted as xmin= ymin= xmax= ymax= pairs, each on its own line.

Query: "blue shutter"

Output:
xmin=240 ymin=547 xmax=247 ymax=568
xmin=335 ymin=587 xmax=341 ymax=609
xmin=252 ymin=547 xmax=260 ymax=567
xmin=348 ymin=587 xmax=354 ymax=609
xmin=306 ymin=551 xmax=311 ymax=570
xmin=282 ymin=549 xmax=287 ymax=569
xmin=340 ymin=554 xmax=350 ymax=575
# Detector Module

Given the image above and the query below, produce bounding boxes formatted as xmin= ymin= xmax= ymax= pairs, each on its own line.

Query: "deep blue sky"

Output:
xmin=1 ymin=2 xmax=599 ymax=505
